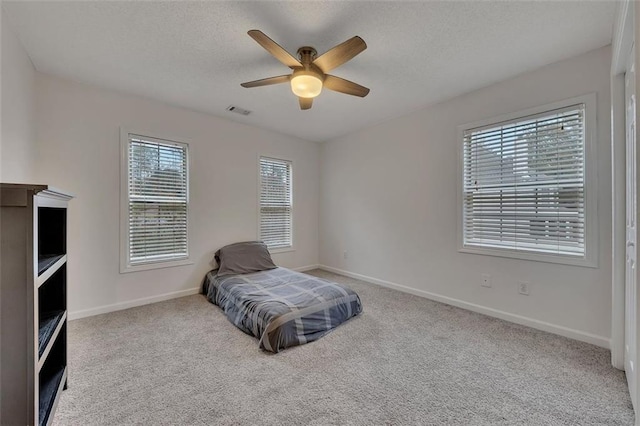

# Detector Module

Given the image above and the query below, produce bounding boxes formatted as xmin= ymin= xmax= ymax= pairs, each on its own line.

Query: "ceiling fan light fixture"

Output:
xmin=290 ymin=71 xmax=323 ymax=98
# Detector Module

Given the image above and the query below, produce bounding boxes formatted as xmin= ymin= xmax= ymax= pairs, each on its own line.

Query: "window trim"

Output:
xmin=119 ymin=128 xmax=193 ymax=273
xmin=257 ymin=154 xmax=294 ymax=253
xmin=456 ymin=94 xmax=598 ymax=268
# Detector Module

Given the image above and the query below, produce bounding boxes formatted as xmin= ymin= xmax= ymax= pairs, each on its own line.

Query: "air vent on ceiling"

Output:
xmin=226 ymin=105 xmax=252 ymax=116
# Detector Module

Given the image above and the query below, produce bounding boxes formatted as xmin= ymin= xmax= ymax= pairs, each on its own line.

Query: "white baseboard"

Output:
xmin=68 ymin=287 xmax=200 ymax=320
xmin=319 ymin=265 xmax=610 ymax=349
xmin=69 ymin=265 xmax=320 ymax=320
xmin=293 ymin=264 xmax=320 ymax=272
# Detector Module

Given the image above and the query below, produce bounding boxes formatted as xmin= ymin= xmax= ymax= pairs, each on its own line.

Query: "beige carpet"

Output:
xmin=54 ymin=270 xmax=635 ymax=425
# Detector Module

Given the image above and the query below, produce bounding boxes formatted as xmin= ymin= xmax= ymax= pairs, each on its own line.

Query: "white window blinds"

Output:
xmin=462 ymin=104 xmax=585 ymax=257
xmin=260 ymin=157 xmax=292 ymax=249
xmin=127 ymin=135 xmax=188 ymax=265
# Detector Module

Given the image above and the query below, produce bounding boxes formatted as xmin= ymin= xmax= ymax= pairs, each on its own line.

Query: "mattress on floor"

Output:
xmin=204 ymin=267 xmax=362 ymax=353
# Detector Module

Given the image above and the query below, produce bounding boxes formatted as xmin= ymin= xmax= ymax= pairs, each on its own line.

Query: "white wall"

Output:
xmin=1 ymin=11 xmax=37 ymax=182
xmin=35 ymin=74 xmax=320 ymax=318
xmin=320 ymin=46 xmax=613 ymax=346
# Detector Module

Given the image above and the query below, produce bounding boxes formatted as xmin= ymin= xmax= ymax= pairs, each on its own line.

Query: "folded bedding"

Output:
xmin=204 ymin=267 xmax=363 ymax=353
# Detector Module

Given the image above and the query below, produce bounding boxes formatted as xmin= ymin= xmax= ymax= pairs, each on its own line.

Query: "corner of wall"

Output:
xmin=1 ymin=11 xmax=38 ymax=183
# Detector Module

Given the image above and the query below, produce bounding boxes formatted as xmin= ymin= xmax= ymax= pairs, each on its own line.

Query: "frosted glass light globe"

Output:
xmin=291 ymin=74 xmax=323 ymax=98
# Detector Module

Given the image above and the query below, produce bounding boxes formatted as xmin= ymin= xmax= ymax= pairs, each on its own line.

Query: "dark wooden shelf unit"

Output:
xmin=0 ymin=184 xmax=73 ymax=426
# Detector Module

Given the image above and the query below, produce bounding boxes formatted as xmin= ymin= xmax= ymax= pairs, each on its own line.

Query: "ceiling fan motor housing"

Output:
xmin=296 ymin=46 xmax=317 ymax=64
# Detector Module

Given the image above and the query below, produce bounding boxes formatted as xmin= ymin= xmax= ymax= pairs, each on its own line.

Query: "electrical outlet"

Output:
xmin=518 ymin=281 xmax=530 ymax=295
xmin=343 ymin=251 xmax=348 ymax=260
xmin=481 ymin=273 xmax=492 ymax=288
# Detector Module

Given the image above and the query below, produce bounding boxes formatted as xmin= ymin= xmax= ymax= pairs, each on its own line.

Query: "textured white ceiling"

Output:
xmin=3 ymin=1 xmax=615 ymax=142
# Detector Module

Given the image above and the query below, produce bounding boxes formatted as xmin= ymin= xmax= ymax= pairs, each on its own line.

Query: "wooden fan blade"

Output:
xmin=241 ymin=75 xmax=290 ymax=88
xmin=323 ymin=75 xmax=370 ymax=97
xmin=299 ymin=97 xmax=313 ymax=110
xmin=248 ymin=30 xmax=302 ymax=68
xmin=312 ymin=36 xmax=366 ymax=73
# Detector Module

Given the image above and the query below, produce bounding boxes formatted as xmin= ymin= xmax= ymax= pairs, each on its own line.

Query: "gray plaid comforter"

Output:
xmin=204 ymin=267 xmax=362 ymax=353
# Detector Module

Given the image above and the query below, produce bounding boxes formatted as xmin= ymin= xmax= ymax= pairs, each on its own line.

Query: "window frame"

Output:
xmin=456 ymin=94 xmax=598 ymax=268
xmin=119 ymin=128 xmax=193 ymax=273
xmin=257 ymin=155 xmax=294 ymax=253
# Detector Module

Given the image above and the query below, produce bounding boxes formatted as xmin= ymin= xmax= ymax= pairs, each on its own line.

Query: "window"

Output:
xmin=259 ymin=156 xmax=293 ymax=250
xmin=459 ymin=95 xmax=597 ymax=266
xmin=121 ymin=132 xmax=189 ymax=272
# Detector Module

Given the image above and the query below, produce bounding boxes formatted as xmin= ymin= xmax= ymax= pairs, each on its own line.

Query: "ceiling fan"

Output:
xmin=241 ymin=30 xmax=370 ymax=110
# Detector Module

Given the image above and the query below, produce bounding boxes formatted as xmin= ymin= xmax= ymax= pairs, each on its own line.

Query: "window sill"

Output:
xmin=458 ymin=245 xmax=597 ymax=268
xmin=120 ymin=258 xmax=194 ymax=274
xmin=269 ymin=247 xmax=295 ymax=254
